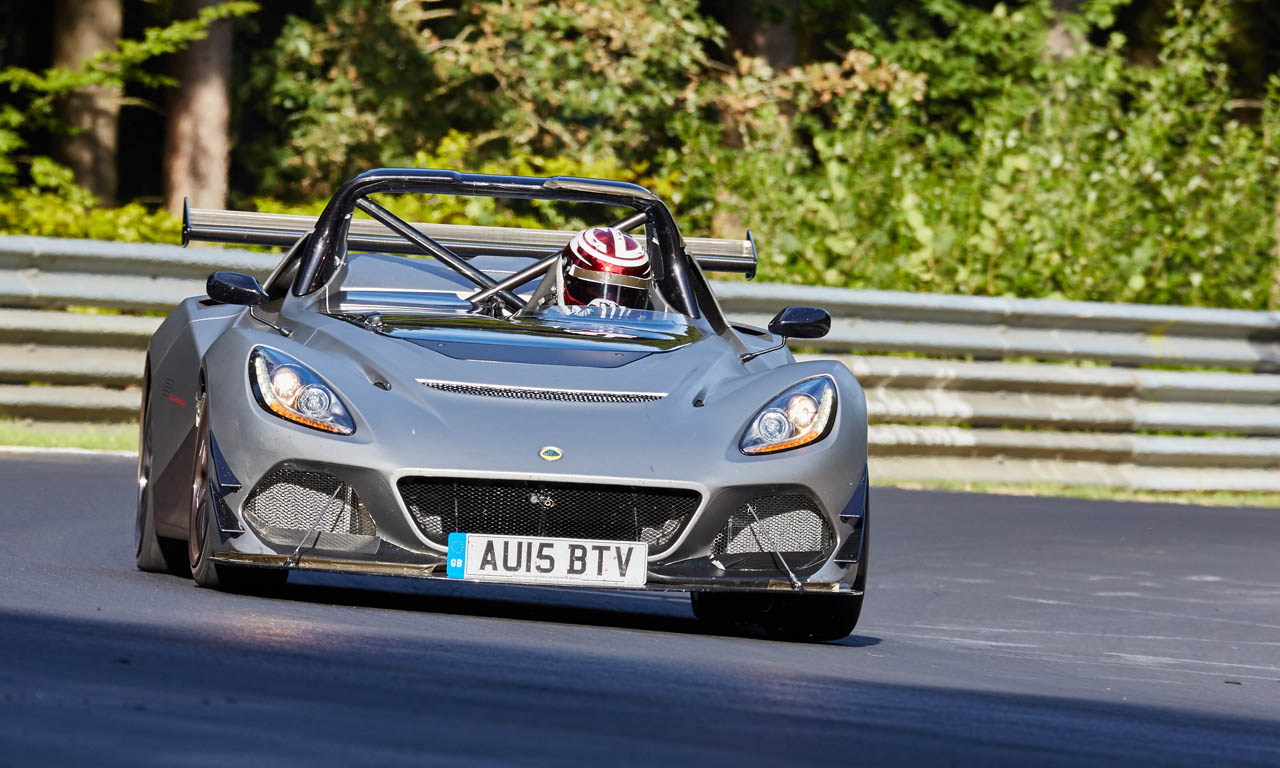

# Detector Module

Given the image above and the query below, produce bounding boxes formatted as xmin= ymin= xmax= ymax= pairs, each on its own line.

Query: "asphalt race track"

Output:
xmin=1 ymin=453 xmax=1278 ymax=766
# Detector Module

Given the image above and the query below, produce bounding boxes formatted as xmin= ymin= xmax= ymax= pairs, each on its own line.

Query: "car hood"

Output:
xmin=294 ymin=308 xmax=751 ymax=412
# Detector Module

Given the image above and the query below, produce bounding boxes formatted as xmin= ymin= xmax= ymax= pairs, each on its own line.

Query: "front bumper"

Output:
xmin=199 ymin=322 xmax=870 ymax=593
xmin=207 ymin=451 xmax=869 ymax=594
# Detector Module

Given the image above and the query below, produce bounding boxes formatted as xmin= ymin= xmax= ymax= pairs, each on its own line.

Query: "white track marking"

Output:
xmin=1005 ymin=594 xmax=1280 ymax=631
xmin=1103 ymin=653 xmax=1280 ymax=674
xmin=889 ymin=623 xmax=1280 ymax=646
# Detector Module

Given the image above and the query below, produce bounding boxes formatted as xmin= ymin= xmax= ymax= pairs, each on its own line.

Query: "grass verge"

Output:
xmin=882 ymin=478 xmax=1280 ymax=510
xmin=0 ymin=419 xmax=137 ymax=452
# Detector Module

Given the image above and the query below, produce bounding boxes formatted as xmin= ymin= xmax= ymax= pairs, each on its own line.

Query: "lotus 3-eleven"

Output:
xmin=135 ymin=168 xmax=870 ymax=641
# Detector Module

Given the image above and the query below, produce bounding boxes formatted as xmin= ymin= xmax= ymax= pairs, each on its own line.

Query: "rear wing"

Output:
xmin=183 ymin=205 xmax=757 ymax=278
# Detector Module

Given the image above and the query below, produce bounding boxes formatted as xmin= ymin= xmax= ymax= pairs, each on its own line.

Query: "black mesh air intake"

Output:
xmin=420 ymin=380 xmax=664 ymax=403
xmin=710 ymin=495 xmax=834 ymax=568
xmin=243 ymin=466 xmax=376 ymax=547
xmin=398 ymin=477 xmax=700 ymax=551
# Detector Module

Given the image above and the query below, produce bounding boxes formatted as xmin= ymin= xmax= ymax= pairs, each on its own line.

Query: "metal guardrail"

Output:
xmin=2 ymin=235 xmax=1278 ymax=491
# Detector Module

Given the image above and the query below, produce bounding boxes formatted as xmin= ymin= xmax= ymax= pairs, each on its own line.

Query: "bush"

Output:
xmin=0 ymin=188 xmax=178 ymax=242
xmin=241 ymin=0 xmax=719 ymax=199
xmin=685 ymin=0 xmax=1280 ymax=309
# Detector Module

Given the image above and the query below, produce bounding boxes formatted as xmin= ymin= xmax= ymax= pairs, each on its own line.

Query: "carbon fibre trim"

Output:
xmin=212 ymin=552 xmax=860 ymax=593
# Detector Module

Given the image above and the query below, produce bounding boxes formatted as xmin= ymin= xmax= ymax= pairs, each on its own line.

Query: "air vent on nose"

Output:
xmin=418 ymin=379 xmax=664 ymax=403
xmin=243 ymin=465 xmax=377 ymax=549
xmin=710 ymin=495 xmax=835 ymax=570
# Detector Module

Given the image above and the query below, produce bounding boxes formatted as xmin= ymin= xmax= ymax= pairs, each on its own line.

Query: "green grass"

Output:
xmin=0 ymin=419 xmax=137 ymax=452
xmin=881 ymin=478 xmax=1280 ymax=510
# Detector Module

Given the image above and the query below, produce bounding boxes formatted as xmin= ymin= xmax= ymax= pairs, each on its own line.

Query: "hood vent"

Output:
xmin=418 ymin=379 xmax=665 ymax=404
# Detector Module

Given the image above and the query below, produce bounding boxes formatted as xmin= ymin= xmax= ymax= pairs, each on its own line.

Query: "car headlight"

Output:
xmin=249 ymin=347 xmax=354 ymax=435
xmin=740 ymin=376 xmax=836 ymax=455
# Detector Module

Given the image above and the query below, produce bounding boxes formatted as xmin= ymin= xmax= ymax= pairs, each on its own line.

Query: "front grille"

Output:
xmin=710 ymin=496 xmax=834 ymax=559
xmin=243 ymin=466 xmax=376 ymax=546
xmin=418 ymin=379 xmax=664 ymax=404
xmin=398 ymin=477 xmax=700 ymax=550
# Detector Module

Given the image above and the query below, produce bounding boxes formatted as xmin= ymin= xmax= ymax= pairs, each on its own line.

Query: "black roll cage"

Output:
xmin=293 ymin=168 xmax=703 ymax=320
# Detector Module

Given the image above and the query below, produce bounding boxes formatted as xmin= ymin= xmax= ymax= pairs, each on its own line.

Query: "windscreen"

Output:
xmin=522 ymin=303 xmax=692 ymax=342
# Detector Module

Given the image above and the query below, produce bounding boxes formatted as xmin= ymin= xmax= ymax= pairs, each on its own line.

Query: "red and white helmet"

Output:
xmin=560 ymin=227 xmax=652 ymax=309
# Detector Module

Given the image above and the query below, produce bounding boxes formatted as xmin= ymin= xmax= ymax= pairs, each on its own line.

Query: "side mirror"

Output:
xmin=768 ymin=306 xmax=830 ymax=340
xmin=207 ymin=272 xmax=269 ymax=306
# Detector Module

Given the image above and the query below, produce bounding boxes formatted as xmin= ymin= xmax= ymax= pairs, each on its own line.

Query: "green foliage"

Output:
xmin=0 ymin=188 xmax=177 ymax=241
xmin=429 ymin=0 xmax=723 ymax=156
xmin=694 ymin=0 xmax=1280 ymax=309
xmin=241 ymin=0 xmax=443 ymax=197
xmin=236 ymin=0 xmax=1280 ymax=309
xmin=243 ymin=0 xmax=720 ymax=197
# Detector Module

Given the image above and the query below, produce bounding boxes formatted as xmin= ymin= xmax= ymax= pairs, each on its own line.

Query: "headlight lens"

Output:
xmin=249 ymin=347 xmax=354 ymax=435
xmin=740 ymin=376 xmax=836 ymax=455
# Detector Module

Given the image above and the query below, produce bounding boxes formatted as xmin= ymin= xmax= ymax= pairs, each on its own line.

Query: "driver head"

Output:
xmin=559 ymin=227 xmax=651 ymax=309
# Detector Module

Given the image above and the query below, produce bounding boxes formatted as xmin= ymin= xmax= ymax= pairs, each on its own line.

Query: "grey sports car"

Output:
xmin=135 ymin=168 xmax=870 ymax=641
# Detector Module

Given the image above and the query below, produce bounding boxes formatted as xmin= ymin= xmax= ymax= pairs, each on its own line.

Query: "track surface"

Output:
xmin=1 ymin=454 xmax=1278 ymax=766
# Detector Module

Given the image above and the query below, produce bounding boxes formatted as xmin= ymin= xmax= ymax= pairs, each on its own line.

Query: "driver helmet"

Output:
xmin=559 ymin=226 xmax=651 ymax=309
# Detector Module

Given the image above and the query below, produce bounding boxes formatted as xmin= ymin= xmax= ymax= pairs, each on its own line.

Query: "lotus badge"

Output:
xmin=539 ymin=446 xmax=563 ymax=461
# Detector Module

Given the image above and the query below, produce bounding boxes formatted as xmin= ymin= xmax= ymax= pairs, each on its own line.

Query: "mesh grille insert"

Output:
xmin=243 ymin=466 xmax=376 ymax=544
xmin=419 ymin=380 xmax=664 ymax=404
xmin=710 ymin=495 xmax=834 ymax=558
xmin=398 ymin=477 xmax=699 ymax=550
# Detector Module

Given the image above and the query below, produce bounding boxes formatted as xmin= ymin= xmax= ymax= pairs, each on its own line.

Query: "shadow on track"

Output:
xmin=1 ymin=608 xmax=1277 ymax=766
xmin=198 ymin=569 xmax=885 ymax=647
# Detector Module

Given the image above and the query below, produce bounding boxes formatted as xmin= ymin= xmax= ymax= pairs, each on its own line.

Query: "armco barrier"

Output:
xmin=2 ymin=235 xmax=1278 ymax=491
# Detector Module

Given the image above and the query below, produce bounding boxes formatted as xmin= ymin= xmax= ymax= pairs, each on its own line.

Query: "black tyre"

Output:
xmin=187 ymin=381 xmax=287 ymax=593
xmin=691 ymin=590 xmax=863 ymax=642
xmin=692 ymin=496 xmax=869 ymax=643
xmin=136 ymin=362 xmax=186 ymax=574
xmin=759 ymin=592 xmax=863 ymax=642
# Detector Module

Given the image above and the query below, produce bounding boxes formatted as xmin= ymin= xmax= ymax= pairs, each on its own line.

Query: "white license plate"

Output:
xmin=445 ymin=533 xmax=647 ymax=588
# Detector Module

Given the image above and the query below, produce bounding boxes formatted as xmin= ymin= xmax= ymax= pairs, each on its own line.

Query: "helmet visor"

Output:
xmin=564 ymin=274 xmax=649 ymax=309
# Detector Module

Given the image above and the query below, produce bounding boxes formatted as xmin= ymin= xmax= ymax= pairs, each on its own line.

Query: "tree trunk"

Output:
xmin=1047 ymin=0 xmax=1087 ymax=59
xmin=53 ymin=0 xmax=122 ymax=204
xmin=163 ymin=0 xmax=232 ymax=213
xmin=711 ymin=1 xmax=798 ymax=238
xmin=723 ymin=0 xmax=798 ymax=72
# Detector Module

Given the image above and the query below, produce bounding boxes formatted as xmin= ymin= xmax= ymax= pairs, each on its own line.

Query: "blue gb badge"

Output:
xmin=446 ymin=533 xmax=467 ymax=579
